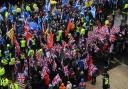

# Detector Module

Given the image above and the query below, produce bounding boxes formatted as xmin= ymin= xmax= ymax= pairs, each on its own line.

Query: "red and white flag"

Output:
xmin=17 ymin=73 xmax=25 ymax=84
xmin=52 ymin=74 xmax=61 ymax=86
xmin=52 ymin=61 xmax=57 ymax=71
xmin=110 ymin=27 xmax=120 ymax=34
xmin=63 ymin=65 xmax=69 ymax=76
xmin=88 ymin=64 xmax=97 ymax=76
xmin=94 ymin=45 xmax=100 ymax=53
xmin=40 ymin=67 xmax=47 ymax=79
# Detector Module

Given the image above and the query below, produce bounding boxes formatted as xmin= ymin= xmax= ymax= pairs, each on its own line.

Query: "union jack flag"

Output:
xmin=110 ymin=27 xmax=120 ymax=34
xmin=52 ymin=74 xmax=61 ymax=86
xmin=63 ymin=65 xmax=69 ymax=76
xmin=29 ymin=58 xmax=34 ymax=67
xmin=40 ymin=67 xmax=47 ymax=79
xmin=17 ymin=73 xmax=25 ymax=84
xmin=88 ymin=64 xmax=97 ymax=76
xmin=52 ymin=61 xmax=57 ymax=71
xmin=94 ymin=45 xmax=100 ymax=53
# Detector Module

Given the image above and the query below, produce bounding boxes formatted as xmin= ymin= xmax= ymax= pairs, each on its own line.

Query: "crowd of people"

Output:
xmin=0 ymin=0 xmax=128 ymax=89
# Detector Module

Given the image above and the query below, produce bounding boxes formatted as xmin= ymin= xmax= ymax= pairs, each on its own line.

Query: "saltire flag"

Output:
xmin=52 ymin=60 xmax=57 ymax=71
xmin=7 ymin=28 xmax=15 ymax=43
xmin=62 ymin=0 xmax=68 ymax=7
xmin=45 ymin=1 xmax=51 ymax=12
xmin=17 ymin=73 xmax=25 ymax=84
xmin=52 ymin=74 xmax=61 ymax=86
xmin=90 ymin=6 xmax=96 ymax=18
xmin=47 ymin=31 xmax=54 ymax=49
xmin=75 ymin=0 xmax=80 ymax=8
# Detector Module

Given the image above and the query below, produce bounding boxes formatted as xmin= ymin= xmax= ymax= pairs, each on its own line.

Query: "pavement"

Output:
xmin=86 ymin=64 xmax=128 ymax=89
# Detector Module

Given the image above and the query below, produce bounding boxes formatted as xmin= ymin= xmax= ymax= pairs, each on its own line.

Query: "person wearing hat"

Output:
xmin=59 ymin=83 xmax=66 ymax=89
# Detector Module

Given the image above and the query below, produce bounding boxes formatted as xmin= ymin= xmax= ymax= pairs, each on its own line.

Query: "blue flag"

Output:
xmin=90 ymin=6 xmax=96 ymax=18
xmin=0 ymin=6 xmax=7 ymax=12
xmin=62 ymin=0 xmax=68 ymax=7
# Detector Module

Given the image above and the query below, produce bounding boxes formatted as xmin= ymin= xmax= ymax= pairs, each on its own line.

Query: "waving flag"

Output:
xmin=40 ymin=67 xmax=47 ymax=79
xmin=90 ymin=6 xmax=96 ymax=18
xmin=7 ymin=28 xmax=15 ymax=43
xmin=52 ymin=74 xmax=61 ymax=86
xmin=29 ymin=58 xmax=34 ymax=67
xmin=88 ymin=64 xmax=97 ymax=76
xmin=52 ymin=61 xmax=57 ymax=71
xmin=68 ymin=36 xmax=75 ymax=44
xmin=85 ymin=0 xmax=94 ymax=7
xmin=110 ymin=27 xmax=120 ymax=34
xmin=17 ymin=73 xmax=25 ymax=84
xmin=47 ymin=32 xmax=54 ymax=49
xmin=62 ymin=0 xmax=68 ymax=7
xmin=15 ymin=40 xmax=20 ymax=55
xmin=67 ymin=19 xmax=73 ymax=32
xmin=63 ymin=65 xmax=69 ymax=76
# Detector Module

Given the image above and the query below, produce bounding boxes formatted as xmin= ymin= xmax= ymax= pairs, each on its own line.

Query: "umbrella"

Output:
xmin=29 ymin=22 xmax=38 ymax=30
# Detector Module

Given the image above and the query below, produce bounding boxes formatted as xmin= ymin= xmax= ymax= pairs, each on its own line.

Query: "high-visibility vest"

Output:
xmin=21 ymin=54 xmax=25 ymax=60
xmin=1 ymin=59 xmax=8 ymax=65
xmin=2 ymin=78 xmax=9 ymax=87
xmin=0 ymin=78 xmax=2 ymax=86
xmin=104 ymin=78 xmax=109 ymax=85
xmin=0 ymin=67 xmax=5 ymax=76
xmin=20 ymin=40 xmax=26 ymax=48
xmin=10 ymin=83 xmax=19 ymax=89
xmin=9 ymin=58 xmax=15 ymax=65
xmin=32 ymin=39 xmax=36 ymax=46
xmin=28 ymin=49 xmax=34 ymax=57
xmin=38 ymin=49 xmax=43 ymax=57
xmin=80 ymin=28 xmax=86 ymax=36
